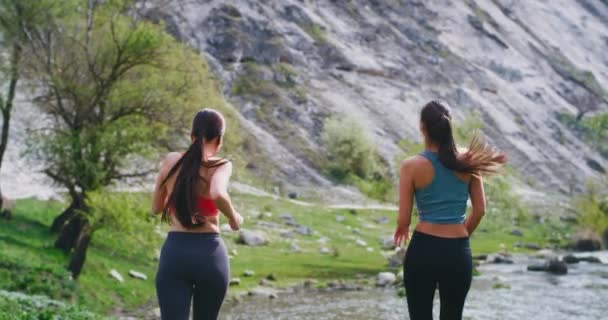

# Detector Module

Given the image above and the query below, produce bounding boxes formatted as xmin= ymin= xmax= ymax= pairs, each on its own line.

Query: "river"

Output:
xmin=219 ymin=251 xmax=608 ymax=320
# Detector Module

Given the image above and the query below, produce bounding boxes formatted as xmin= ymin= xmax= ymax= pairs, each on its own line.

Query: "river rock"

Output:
xmin=488 ymin=254 xmax=514 ymax=264
xmin=473 ymin=254 xmax=488 ymax=261
xmin=248 ymin=287 xmax=279 ymax=299
xmin=564 ymin=254 xmax=602 ymax=264
xmin=387 ymin=247 xmax=407 ymax=268
xmin=527 ymin=258 xmax=568 ymax=275
xmin=562 ymin=254 xmax=580 ymax=264
xmin=570 ymin=230 xmax=602 ymax=251
xmin=237 ymin=230 xmax=269 ymax=246
xmin=380 ymin=236 xmax=396 ymax=250
xmin=128 ymin=270 xmax=147 ymax=280
xmin=376 ymin=272 xmax=397 ymax=286
xmin=109 ymin=269 xmax=124 ymax=282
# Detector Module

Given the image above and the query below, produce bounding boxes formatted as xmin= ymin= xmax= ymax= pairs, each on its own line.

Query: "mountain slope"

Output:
xmin=142 ymin=0 xmax=608 ymax=199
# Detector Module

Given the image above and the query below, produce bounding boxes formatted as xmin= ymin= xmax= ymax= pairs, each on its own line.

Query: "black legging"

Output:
xmin=403 ymin=231 xmax=472 ymax=320
xmin=156 ymin=231 xmax=229 ymax=320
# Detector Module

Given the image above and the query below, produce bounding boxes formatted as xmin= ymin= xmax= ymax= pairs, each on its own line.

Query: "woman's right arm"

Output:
xmin=151 ymin=152 xmax=181 ymax=214
xmin=465 ymin=174 xmax=485 ymax=235
xmin=209 ymin=161 xmax=243 ymax=230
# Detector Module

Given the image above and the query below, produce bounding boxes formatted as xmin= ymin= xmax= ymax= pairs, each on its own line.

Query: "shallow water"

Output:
xmin=220 ymin=252 xmax=608 ymax=320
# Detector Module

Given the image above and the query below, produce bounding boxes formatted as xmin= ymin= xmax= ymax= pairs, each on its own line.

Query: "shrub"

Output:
xmin=575 ymin=178 xmax=608 ymax=234
xmin=0 ymin=290 xmax=100 ymax=319
xmin=321 ymin=117 xmax=378 ymax=180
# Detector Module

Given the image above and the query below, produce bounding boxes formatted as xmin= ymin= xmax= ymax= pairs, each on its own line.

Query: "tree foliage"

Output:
xmin=19 ymin=0 xmax=233 ymax=277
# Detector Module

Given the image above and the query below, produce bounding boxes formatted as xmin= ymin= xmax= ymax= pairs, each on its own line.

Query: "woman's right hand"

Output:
xmin=394 ymin=224 xmax=410 ymax=247
xmin=229 ymin=212 xmax=244 ymax=231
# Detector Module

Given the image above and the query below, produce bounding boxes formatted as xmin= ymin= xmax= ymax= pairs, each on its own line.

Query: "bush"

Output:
xmin=0 ymin=290 xmax=99 ymax=320
xmin=321 ymin=117 xmax=378 ymax=181
xmin=0 ymin=257 xmax=77 ymax=301
xmin=575 ymin=178 xmax=608 ymax=234
xmin=87 ymin=191 xmax=162 ymax=261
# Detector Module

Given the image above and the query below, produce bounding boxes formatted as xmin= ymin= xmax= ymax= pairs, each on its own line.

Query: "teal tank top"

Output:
xmin=414 ymin=150 xmax=469 ymax=224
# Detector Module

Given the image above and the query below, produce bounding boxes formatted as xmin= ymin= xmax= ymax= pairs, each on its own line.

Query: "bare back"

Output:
xmin=152 ymin=152 xmax=232 ymax=233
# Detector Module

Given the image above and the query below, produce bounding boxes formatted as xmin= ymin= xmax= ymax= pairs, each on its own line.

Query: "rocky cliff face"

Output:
xmin=3 ymin=0 xmax=607 ymax=202
xmin=142 ymin=0 xmax=607 ymax=198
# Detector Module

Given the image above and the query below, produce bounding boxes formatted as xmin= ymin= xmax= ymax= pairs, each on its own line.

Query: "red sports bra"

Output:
xmin=168 ymin=195 xmax=219 ymax=222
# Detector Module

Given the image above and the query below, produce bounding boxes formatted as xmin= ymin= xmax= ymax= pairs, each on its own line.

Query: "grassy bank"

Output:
xmin=0 ymin=191 xmax=571 ymax=318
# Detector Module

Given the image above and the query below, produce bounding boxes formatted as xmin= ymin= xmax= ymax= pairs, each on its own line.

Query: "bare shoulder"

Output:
xmin=161 ymin=152 xmax=182 ymax=170
xmin=400 ymin=155 xmax=428 ymax=171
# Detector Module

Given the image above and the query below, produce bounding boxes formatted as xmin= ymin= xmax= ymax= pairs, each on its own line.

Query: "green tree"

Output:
xmin=0 ymin=0 xmax=62 ymax=211
xmin=23 ymin=0 xmax=229 ymax=277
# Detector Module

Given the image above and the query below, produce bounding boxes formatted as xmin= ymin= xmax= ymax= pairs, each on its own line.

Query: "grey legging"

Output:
xmin=156 ymin=231 xmax=229 ymax=320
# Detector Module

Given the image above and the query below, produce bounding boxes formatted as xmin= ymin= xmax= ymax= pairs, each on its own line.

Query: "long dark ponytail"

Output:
xmin=421 ymin=101 xmax=506 ymax=175
xmin=161 ymin=109 xmax=227 ymax=228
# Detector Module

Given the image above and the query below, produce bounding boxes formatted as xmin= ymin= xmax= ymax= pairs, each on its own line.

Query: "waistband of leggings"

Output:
xmin=412 ymin=230 xmax=469 ymax=242
xmin=167 ymin=231 xmax=220 ymax=240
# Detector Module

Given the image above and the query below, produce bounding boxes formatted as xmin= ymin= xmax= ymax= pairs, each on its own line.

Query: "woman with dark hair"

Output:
xmin=152 ymin=108 xmax=243 ymax=320
xmin=394 ymin=101 xmax=507 ymax=320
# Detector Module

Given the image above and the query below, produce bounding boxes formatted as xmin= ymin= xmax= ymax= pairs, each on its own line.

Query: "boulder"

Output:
xmin=319 ymin=247 xmax=331 ymax=254
xmin=510 ymin=229 xmax=524 ymax=237
xmin=472 ymin=254 xmax=488 ymax=261
xmin=562 ymin=254 xmax=601 ymax=264
xmin=578 ymin=256 xmax=602 ymax=263
xmin=527 ymin=258 xmax=568 ymax=275
xmin=229 ymin=278 xmax=241 ymax=286
xmin=243 ymin=270 xmax=255 ymax=277
xmin=295 ymin=225 xmax=312 ymax=236
xmin=562 ymin=254 xmax=580 ymax=264
xmin=376 ymin=272 xmax=397 ymax=286
xmin=237 ymin=230 xmax=269 ymax=246
xmin=248 ymin=287 xmax=279 ymax=299
xmin=570 ymin=230 xmax=602 ymax=251
xmin=266 ymin=273 xmax=277 ymax=281
xmin=488 ymin=254 xmax=514 ymax=264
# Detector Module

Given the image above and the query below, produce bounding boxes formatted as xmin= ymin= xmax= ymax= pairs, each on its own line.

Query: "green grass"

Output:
xmin=0 ymin=191 xmax=571 ymax=317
